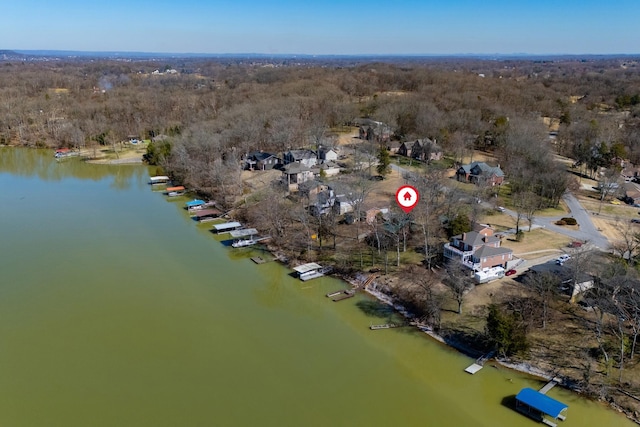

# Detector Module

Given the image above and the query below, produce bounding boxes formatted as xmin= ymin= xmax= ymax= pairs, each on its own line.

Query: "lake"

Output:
xmin=0 ymin=148 xmax=633 ymax=426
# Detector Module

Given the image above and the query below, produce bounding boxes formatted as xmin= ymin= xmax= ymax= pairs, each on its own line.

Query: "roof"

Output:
xmin=193 ymin=208 xmax=221 ymax=219
xmin=474 ymin=245 xmax=513 ymax=258
xmin=286 ymin=149 xmax=316 ymax=161
xmin=453 ymin=231 xmax=499 ymax=247
xmin=460 ymin=161 xmax=504 ymax=177
xmin=186 ymin=199 xmax=206 ymax=208
xmin=247 ymin=151 xmax=278 ymax=162
xmin=293 ymin=262 xmax=322 ymax=274
xmin=212 ymin=221 xmax=242 ymax=231
xmin=282 ymin=163 xmax=312 ymax=174
xmin=516 ymin=388 xmax=568 ymax=418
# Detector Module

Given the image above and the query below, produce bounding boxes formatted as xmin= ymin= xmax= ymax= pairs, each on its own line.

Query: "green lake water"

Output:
xmin=0 ymin=148 xmax=633 ymax=426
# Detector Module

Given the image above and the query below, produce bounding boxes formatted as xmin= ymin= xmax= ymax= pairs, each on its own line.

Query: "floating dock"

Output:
xmin=331 ymin=290 xmax=355 ymax=302
xmin=464 ymin=351 xmax=495 ymax=374
xmin=326 ymin=290 xmax=343 ymax=298
xmin=251 ymin=256 xmax=266 ymax=264
xmin=370 ymin=323 xmax=400 ymax=330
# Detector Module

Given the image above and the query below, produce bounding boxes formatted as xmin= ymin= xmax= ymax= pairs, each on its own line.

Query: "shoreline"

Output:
xmin=358 ymin=278 xmax=639 ymax=424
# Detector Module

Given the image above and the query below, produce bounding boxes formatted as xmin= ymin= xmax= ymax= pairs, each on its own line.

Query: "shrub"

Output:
xmin=555 ymin=220 xmax=567 ymax=226
xmin=561 ymin=217 xmax=577 ymax=225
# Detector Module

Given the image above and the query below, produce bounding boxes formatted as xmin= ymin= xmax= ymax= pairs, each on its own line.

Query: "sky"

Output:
xmin=3 ymin=0 xmax=639 ymax=55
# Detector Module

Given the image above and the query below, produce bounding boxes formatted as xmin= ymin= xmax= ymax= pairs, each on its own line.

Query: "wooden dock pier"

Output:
xmin=370 ymin=323 xmax=400 ymax=330
xmin=331 ymin=290 xmax=356 ymax=302
xmin=539 ymin=379 xmax=559 ymax=395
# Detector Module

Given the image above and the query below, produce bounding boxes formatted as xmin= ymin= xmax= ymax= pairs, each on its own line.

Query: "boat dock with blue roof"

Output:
xmin=515 ymin=387 xmax=568 ymax=427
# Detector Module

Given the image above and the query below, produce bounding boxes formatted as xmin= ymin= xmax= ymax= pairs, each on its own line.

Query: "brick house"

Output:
xmin=443 ymin=224 xmax=513 ymax=270
xmin=456 ymin=161 xmax=505 ymax=186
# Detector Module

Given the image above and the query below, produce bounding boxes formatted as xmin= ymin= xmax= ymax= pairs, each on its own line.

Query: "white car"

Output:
xmin=497 ymin=206 xmax=505 ymax=212
xmin=556 ymin=254 xmax=571 ymax=265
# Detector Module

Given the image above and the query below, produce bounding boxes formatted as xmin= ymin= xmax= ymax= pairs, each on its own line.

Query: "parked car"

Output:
xmin=632 ymin=219 xmax=640 ymax=224
xmin=497 ymin=206 xmax=505 ymax=212
xmin=556 ymin=254 xmax=571 ymax=265
xmin=505 ymin=269 xmax=517 ymax=276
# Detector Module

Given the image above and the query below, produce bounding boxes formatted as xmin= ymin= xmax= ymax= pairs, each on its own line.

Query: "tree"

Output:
xmin=443 ymin=261 xmax=474 ymax=314
xmin=376 ymin=145 xmax=391 ymax=177
xmin=395 ymin=265 xmax=444 ymax=330
xmin=524 ymin=271 xmax=559 ymax=329
xmin=485 ymin=304 xmax=529 ymax=357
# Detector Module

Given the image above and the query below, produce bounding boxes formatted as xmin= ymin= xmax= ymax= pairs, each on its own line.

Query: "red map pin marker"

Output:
xmin=395 ymin=185 xmax=419 ymax=213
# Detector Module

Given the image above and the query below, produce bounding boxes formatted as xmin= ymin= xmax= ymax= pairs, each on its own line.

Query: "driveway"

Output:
xmin=530 ymin=193 xmax=609 ymax=250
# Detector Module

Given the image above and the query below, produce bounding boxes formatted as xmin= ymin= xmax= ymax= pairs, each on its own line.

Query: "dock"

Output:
xmin=212 ymin=221 xmax=243 ymax=234
xmin=251 ymin=256 xmax=266 ymax=264
xmin=370 ymin=323 xmax=400 ymax=330
xmin=464 ymin=351 xmax=495 ymax=374
xmin=539 ymin=379 xmax=559 ymax=395
xmin=293 ymin=263 xmax=329 ymax=281
xmin=331 ymin=290 xmax=356 ymax=302
xmin=191 ymin=208 xmax=223 ymax=222
xmin=229 ymin=228 xmax=258 ymax=238
xmin=326 ymin=290 xmax=343 ymax=298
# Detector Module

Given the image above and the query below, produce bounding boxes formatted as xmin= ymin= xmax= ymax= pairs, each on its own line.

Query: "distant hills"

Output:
xmin=1 ymin=49 xmax=639 ymax=63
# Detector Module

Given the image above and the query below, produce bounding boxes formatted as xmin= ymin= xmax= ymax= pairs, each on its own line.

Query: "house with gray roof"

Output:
xmin=243 ymin=151 xmax=281 ymax=171
xmin=443 ymin=224 xmax=513 ymax=270
xmin=456 ymin=161 xmax=505 ymax=186
xmin=283 ymin=149 xmax=318 ymax=168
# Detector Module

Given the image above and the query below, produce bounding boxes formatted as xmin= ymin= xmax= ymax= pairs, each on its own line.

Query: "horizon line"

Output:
xmin=6 ymin=49 xmax=640 ymax=59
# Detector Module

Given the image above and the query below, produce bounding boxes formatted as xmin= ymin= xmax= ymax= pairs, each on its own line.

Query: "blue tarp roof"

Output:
xmin=516 ymin=388 xmax=568 ymax=418
xmin=185 ymin=199 xmax=205 ymax=207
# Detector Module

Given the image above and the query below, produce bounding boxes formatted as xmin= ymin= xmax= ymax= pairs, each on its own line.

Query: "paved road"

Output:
xmin=530 ymin=193 xmax=610 ymax=250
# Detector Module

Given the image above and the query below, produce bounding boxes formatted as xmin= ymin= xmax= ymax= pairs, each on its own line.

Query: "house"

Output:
xmin=243 ymin=151 xmax=281 ymax=171
xmin=443 ymin=224 xmax=513 ymax=270
xmin=365 ymin=207 xmax=390 ymax=224
xmin=397 ymin=141 xmax=412 ymax=157
xmin=621 ymin=161 xmax=640 ymax=182
xmin=386 ymin=140 xmax=401 ymax=154
xmin=334 ymin=195 xmax=356 ymax=215
xmin=311 ymin=161 xmax=341 ymax=177
xmin=354 ymin=118 xmax=392 ymax=143
xmin=281 ymin=163 xmax=314 ymax=192
xmin=529 ymin=263 xmax=594 ymax=303
xmin=409 ymin=138 xmax=443 ymax=163
xmin=623 ymin=182 xmax=640 ymax=205
xmin=456 ymin=161 xmax=505 ymax=186
xmin=283 ymin=149 xmax=318 ymax=168
xmin=319 ymin=146 xmax=339 ymax=163
xmin=304 ymin=184 xmax=336 ymax=216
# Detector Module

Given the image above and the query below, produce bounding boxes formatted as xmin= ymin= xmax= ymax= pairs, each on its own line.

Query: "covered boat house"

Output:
xmin=515 ymin=388 xmax=568 ymax=427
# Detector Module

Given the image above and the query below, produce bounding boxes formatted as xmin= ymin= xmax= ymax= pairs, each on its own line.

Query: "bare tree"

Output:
xmin=524 ymin=271 xmax=559 ymax=329
xmin=443 ymin=261 xmax=474 ymax=314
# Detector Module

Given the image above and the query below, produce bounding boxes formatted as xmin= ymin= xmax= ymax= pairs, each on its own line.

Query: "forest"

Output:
xmin=3 ymin=54 xmax=640 ymax=419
